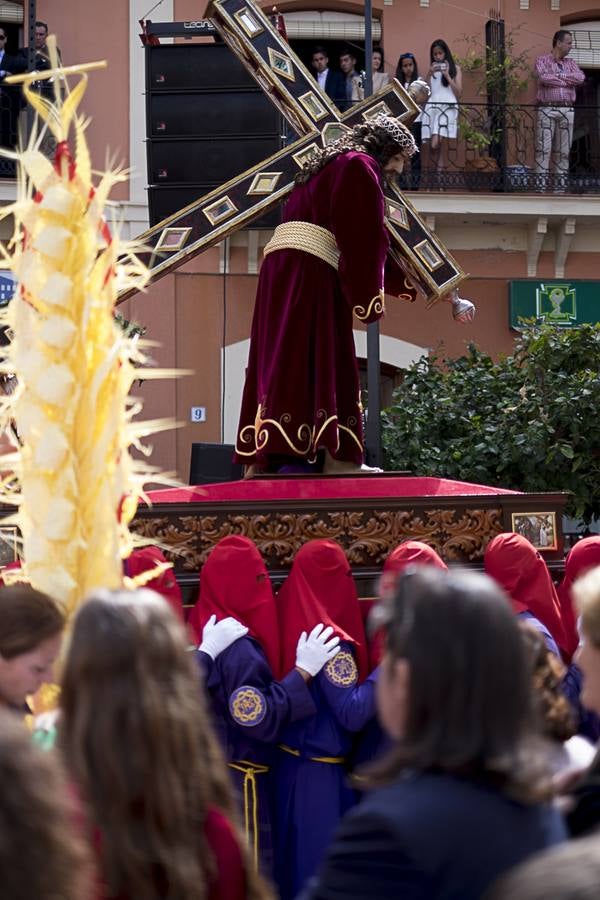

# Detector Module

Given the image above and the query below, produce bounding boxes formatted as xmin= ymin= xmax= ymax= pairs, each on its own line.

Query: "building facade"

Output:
xmin=3 ymin=0 xmax=600 ymax=478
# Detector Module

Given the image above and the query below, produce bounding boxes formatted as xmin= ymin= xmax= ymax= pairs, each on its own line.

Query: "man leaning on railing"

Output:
xmin=534 ymin=29 xmax=584 ymax=193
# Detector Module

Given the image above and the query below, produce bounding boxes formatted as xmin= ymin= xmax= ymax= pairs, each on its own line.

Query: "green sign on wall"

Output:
xmin=509 ymin=280 xmax=600 ymax=329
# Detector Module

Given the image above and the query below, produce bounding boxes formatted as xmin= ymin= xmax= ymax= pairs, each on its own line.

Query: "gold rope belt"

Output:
xmin=263 ymin=221 xmax=340 ymax=271
xmin=278 ymin=743 xmax=345 ymax=764
xmin=228 ymin=760 xmax=270 ymax=871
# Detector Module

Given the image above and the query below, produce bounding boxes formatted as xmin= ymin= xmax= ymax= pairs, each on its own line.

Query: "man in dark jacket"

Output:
xmin=311 ymin=46 xmax=345 ymax=112
xmin=0 ymin=28 xmax=26 ymax=149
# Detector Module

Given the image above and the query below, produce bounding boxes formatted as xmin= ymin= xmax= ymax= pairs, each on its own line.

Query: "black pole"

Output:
xmin=363 ymin=0 xmax=382 ymax=468
xmin=25 ymin=0 xmax=37 ymax=143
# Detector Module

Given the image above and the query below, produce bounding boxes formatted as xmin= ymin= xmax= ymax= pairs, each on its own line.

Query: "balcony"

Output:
xmin=400 ymin=102 xmax=600 ymax=195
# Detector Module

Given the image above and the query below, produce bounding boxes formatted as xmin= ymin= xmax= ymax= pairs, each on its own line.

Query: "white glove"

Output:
xmin=295 ymin=623 xmax=340 ymax=677
xmin=199 ymin=614 xmax=248 ymax=660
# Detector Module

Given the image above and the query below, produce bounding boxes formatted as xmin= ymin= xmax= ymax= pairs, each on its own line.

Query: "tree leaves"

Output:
xmin=382 ymin=323 xmax=600 ymax=524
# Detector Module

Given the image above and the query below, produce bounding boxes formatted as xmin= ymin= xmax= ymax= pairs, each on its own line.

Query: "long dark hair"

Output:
xmin=396 ymin=52 xmax=419 ymax=84
xmin=60 ymin=589 xmax=271 ymax=900
xmin=430 ymin=38 xmax=456 ymax=86
xmin=0 ymin=709 xmax=91 ymax=900
xmin=520 ymin=622 xmax=576 ymax=743
xmin=368 ymin=568 xmax=551 ymax=804
xmin=295 ymin=120 xmax=412 ymax=185
xmin=373 ymin=46 xmax=384 ymax=69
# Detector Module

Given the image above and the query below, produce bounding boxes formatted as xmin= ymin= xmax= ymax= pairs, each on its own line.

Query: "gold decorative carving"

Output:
xmin=132 ymin=507 xmax=504 ymax=571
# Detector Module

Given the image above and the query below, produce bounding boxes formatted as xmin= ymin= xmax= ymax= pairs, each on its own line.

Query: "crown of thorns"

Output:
xmin=371 ymin=114 xmax=418 ymax=156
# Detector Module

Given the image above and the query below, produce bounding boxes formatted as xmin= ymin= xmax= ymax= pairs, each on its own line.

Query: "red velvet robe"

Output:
xmin=234 ymin=150 xmax=416 ymax=467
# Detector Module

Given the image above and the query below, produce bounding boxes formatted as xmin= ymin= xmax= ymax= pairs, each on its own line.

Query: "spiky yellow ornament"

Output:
xmin=0 ymin=40 xmax=177 ymax=617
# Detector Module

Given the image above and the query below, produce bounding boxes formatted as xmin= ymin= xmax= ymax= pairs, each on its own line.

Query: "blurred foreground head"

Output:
xmin=373 ymin=567 xmax=549 ymax=801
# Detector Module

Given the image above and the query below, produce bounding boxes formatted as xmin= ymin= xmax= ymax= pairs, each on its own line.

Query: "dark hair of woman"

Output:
xmin=430 ymin=38 xmax=456 ymax=86
xmin=396 ymin=52 xmax=419 ymax=83
xmin=368 ymin=568 xmax=551 ymax=804
xmin=295 ymin=120 xmax=414 ymax=185
xmin=373 ymin=46 xmax=384 ymax=66
xmin=59 ymin=588 xmax=270 ymax=900
xmin=0 ymin=584 xmax=64 ymax=659
xmin=0 ymin=709 xmax=91 ymax=900
xmin=519 ymin=622 xmax=576 ymax=743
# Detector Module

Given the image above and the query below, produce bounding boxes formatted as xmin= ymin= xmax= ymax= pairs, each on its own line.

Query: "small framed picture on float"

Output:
xmin=511 ymin=512 xmax=557 ymax=552
xmin=0 ymin=525 xmax=18 ymax=566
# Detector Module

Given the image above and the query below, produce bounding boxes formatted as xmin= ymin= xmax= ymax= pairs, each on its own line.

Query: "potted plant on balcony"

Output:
xmin=456 ymin=25 xmax=532 ymax=190
xmin=458 ymin=114 xmax=501 ymax=189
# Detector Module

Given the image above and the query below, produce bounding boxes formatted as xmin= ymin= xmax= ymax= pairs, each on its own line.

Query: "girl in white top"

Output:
xmin=422 ymin=39 xmax=462 ymax=177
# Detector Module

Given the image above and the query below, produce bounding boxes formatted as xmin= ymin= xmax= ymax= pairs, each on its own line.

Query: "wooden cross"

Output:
xmin=117 ymin=0 xmax=466 ymax=304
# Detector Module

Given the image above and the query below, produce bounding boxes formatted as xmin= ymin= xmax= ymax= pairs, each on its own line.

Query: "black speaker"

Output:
xmin=189 ymin=442 xmax=244 ymax=485
xmin=147 ymin=136 xmax=282 ymax=184
xmin=145 ymin=43 xmax=282 ymax=228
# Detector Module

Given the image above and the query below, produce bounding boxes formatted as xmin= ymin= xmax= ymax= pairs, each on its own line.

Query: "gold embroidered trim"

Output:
xmin=229 ymin=686 xmax=267 ymax=726
xmin=353 ymin=289 xmax=385 ymax=321
xmin=263 ymin=221 xmax=340 ymax=271
xmin=324 ymin=650 xmax=358 ymax=686
xmin=337 ymin=422 xmax=364 ymax=452
xmin=236 ymin=403 xmax=361 ymax=458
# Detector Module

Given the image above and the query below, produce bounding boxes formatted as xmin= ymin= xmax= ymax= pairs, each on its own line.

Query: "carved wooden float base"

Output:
xmin=133 ymin=476 xmax=570 ymax=603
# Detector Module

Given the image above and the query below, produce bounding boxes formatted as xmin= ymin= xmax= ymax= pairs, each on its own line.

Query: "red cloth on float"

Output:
xmin=369 ymin=540 xmax=448 ymax=666
xmin=234 ymin=150 xmax=417 ymax=467
xmin=188 ymin=535 xmax=280 ymax=676
xmin=124 ymin=547 xmax=184 ymax=621
xmin=557 ymin=536 xmax=600 ymax=661
xmin=484 ymin=532 xmax=568 ymax=658
xmin=277 ymin=539 xmax=369 ymax=682
xmin=0 ymin=559 xmax=23 ymax=585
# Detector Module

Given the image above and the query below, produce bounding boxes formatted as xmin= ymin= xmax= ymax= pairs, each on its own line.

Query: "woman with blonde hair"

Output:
xmin=59 ymin=588 xmax=272 ymax=900
xmin=564 ymin=566 xmax=600 ymax=835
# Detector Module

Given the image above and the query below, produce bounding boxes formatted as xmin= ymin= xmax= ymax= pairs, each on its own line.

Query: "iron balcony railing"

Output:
xmin=396 ymin=102 xmax=600 ymax=194
xmin=0 ymin=100 xmax=598 ymax=195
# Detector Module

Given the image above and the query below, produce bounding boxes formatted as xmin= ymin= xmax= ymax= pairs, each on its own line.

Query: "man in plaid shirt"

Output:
xmin=534 ymin=30 xmax=584 ymax=191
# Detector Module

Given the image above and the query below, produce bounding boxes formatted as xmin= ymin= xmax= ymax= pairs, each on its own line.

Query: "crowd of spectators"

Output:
xmin=310 ymin=28 xmax=585 ymax=192
xmin=2 ymin=530 xmax=600 ymax=898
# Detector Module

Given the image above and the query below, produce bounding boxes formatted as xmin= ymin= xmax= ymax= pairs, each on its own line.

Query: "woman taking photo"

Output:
xmin=59 ymin=588 xmax=271 ymax=900
xmin=302 ymin=568 xmax=565 ymax=900
xmin=422 ymin=38 xmax=462 ymax=183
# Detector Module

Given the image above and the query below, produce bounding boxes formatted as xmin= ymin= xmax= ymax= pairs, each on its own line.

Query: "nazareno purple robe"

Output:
xmin=234 ymin=150 xmax=416 ymax=467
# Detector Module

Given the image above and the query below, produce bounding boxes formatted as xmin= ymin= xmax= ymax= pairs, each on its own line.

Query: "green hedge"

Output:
xmin=382 ymin=322 xmax=600 ymax=524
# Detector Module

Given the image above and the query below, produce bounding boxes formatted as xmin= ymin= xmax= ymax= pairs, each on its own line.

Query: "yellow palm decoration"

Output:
xmin=0 ymin=39 xmax=177 ymax=617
